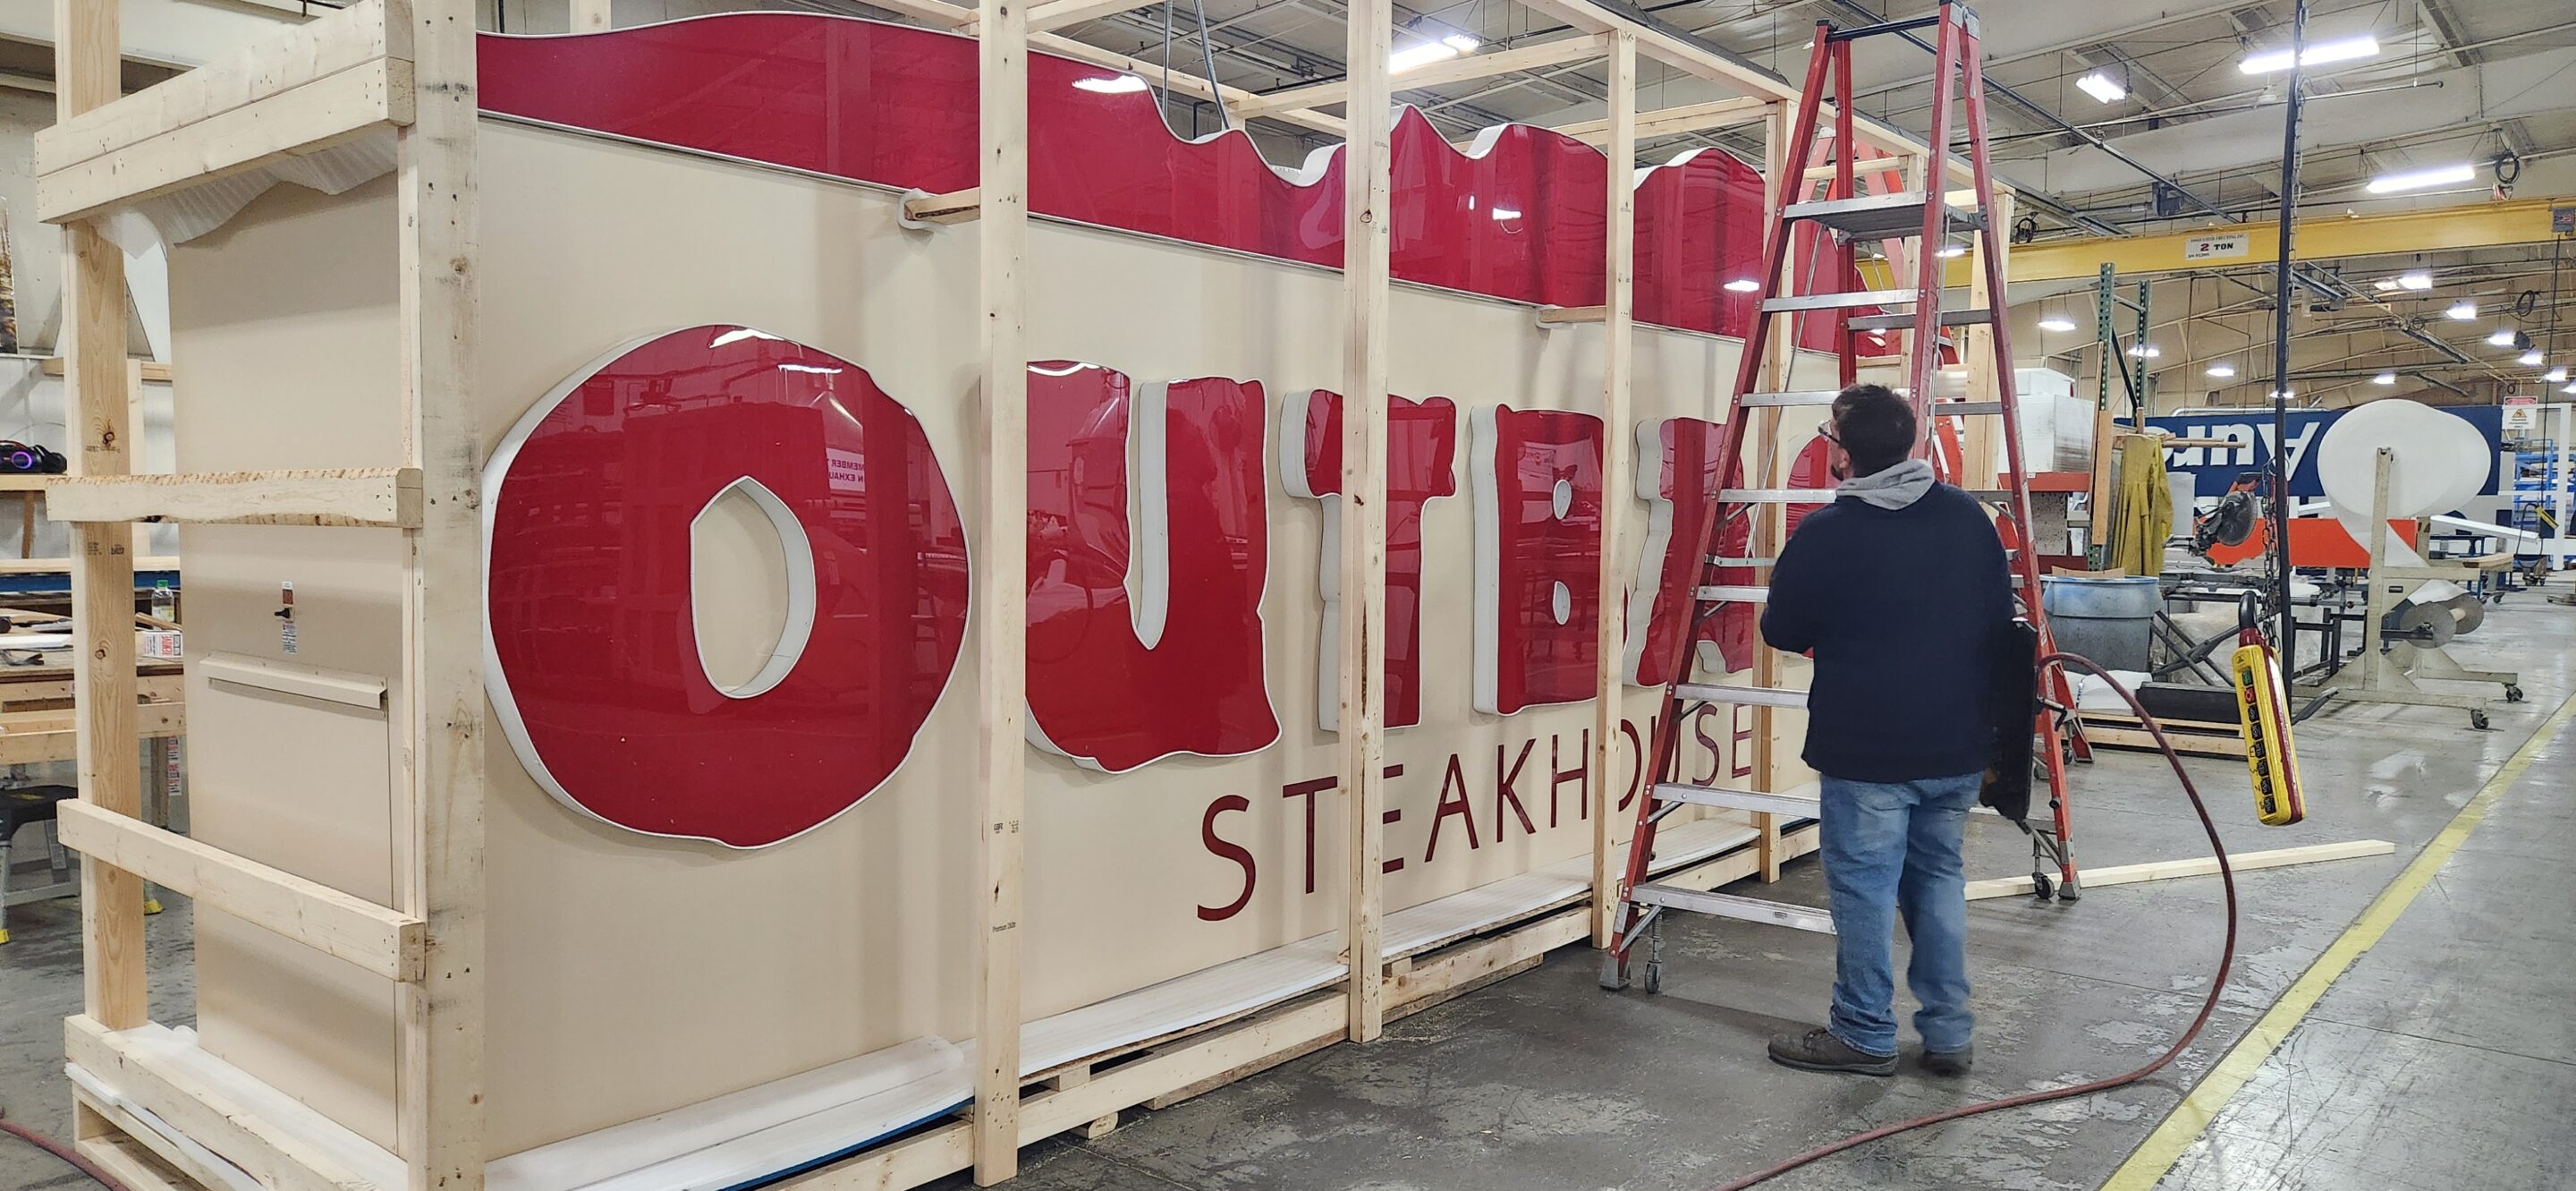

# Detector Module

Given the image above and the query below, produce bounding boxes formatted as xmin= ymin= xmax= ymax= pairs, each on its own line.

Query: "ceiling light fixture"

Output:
xmin=2241 ymin=34 xmax=2380 ymax=74
xmin=2548 ymin=367 xmax=2570 ymax=384
xmin=2366 ymin=163 xmax=2476 ymax=195
xmin=2487 ymin=329 xmax=2519 ymax=347
xmin=2373 ymin=371 xmax=2397 ymax=386
xmin=2075 ymin=72 xmax=2125 ymax=103
xmin=2038 ymin=316 xmax=2076 ymax=332
xmin=2396 ymin=271 xmax=2433 ymax=290
xmin=2521 ymin=349 xmax=2546 ymax=367
xmin=2127 ymin=345 xmax=2162 ymax=359
xmin=2207 ymin=362 xmax=2236 ymax=378
xmin=1390 ymin=33 xmax=1479 ymax=73
xmin=2446 ymin=300 xmax=2478 ymax=320
xmin=2371 ymin=278 xmax=2402 ymax=293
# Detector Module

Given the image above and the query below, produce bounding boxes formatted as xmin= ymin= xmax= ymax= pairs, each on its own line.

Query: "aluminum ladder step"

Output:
xmin=1932 ymin=401 xmax=2004 ymax=416
xmin=1707 ymin=555 xmax=1777 ymax=567
xmin=1760 ymin=288 xmax=1919 ymax=313
xmin=1674 ymin=682 xmax=1806 ymax=709
xmin=1631 ymin=883 xmax=1836 ymax=933
xmin=1739 ymin=387 xmax=1908 ymax=408
xmin=1694 ymin=584 xmax=1768 ymax=602
xmin=1719 ymin=488 xmax=1837 ymax=503
xmin=1783 ymin=191 xmax=1982 ymax=240
xmin=1846 ymin=308 xmax=1994 ymax=332
xmin=1651 ymin=782 xmax=1820 ymax=818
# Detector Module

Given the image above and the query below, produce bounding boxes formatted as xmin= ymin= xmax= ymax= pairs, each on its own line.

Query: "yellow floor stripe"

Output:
xmin=2099 ymin=687 xmax=2576 ymax=1191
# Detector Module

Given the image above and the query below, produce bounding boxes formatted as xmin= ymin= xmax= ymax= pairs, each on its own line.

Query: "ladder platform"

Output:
xmin=1846 ymin=308 xmax=1993 ymax=332
xmin=1761 ymin=288 xmax=1920 ymax=313
xmin=1630 ymin=884 xmax=1835 ymax=933
xmin=1674 ymin=682 xmax=1807 ymax=709
xmin=1783 ymin=191 xmax=1983 ymax=240
xmin=1651 ymin=782 xmax=1820 ymax=818
xmin=1740 ymin=388 xmax=1906 ymax=408
xmin=1693 ymin=584 xmax=1769 ymax=602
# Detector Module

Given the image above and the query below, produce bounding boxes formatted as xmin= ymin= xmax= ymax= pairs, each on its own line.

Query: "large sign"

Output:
xmin=485 ymin=327 xmax=1769 ymax=848
xmin=2148 ymin=405 xmax=2504 ymax=500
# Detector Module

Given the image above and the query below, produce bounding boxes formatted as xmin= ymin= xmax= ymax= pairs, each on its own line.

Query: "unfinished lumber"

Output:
xmin=46 ymin=468 xmax=424 ymax=527
xmin=903 ymin=187 xmax=981 ymax=225
xmin=1538 ymin=304 xmax=1608 ymax=326
xmin=34 ymin=0 xmax=411 ymax=173
xmin=1232 ymin=35 xmax=1610 ymax=118
xmin=1965 ymin=839 xmax=2397 ymax=901
xmin=1339 ymin=0 xmax=1394 ymax=1047
xmin=65 ymin=1017 xmax=394 ymax=1191
xmin=1587 ymin=31 xmax=1635 ymax=947
xmin=38 ymin=57 xmax=417 ymax=225
xmin=56 ymin=801 xmax=427 ymax=981
xmin=1028 ymin=35 xmax=1342 ymax=136
xmin=973 ymin=0 xmax=1031 ymax=1176
xmin=1551 ymin=96 xmax=1767 ymax=146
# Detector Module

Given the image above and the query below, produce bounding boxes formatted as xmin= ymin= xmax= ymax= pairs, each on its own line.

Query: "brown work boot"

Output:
xmin=1767 ymin=1027 xmax=1897 ymax=1076
xmin=1920 ymin=1044 xmax=1973 ymax=1076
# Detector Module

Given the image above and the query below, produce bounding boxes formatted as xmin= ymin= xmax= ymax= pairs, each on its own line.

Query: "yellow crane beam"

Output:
xmin=2002 ymin=196 xmax=2573 ymax=284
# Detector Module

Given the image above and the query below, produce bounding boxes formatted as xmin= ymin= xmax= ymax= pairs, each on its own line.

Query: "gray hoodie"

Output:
xmin=1836 ymin=458 xmax=1936 ymax=510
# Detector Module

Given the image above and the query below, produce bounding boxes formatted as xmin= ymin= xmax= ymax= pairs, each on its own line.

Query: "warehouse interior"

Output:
xmin=0 ymin=1 xmax=2571 ymax=1190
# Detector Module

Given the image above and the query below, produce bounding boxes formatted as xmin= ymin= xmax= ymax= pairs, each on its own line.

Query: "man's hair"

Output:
xmin=1830 ymin=383 xmax=1917 ymax=477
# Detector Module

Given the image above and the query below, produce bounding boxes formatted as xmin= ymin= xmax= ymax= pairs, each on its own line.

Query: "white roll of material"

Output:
xmin=2314 ymin=400 xmax=2488 ymax=604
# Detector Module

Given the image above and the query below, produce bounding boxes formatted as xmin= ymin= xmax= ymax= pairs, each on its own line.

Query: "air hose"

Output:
xmin=1710 ymin=653 xmax=2241 ymax=1191
xmin=1 ymin=1103 xmax=131 ymax=1191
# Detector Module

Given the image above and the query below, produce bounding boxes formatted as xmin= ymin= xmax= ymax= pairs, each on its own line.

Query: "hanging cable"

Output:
xmin=1191 ymin=0 xmax=1232 ymax=132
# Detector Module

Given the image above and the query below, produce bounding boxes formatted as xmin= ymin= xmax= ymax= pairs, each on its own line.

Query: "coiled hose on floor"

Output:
xmin=1709 ymin=653 xmax=2241 ymax=1191
xmin=1 ymin=1103 xmax=131 ymax=1191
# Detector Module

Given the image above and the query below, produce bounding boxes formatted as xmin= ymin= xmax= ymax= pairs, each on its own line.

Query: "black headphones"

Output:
xmin=0 ymin=442 xmax=67 ymax=473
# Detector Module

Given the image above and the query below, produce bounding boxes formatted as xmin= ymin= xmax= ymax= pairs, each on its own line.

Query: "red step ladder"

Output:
xmin=1600 ymin=1 xmax=2080 ymax=993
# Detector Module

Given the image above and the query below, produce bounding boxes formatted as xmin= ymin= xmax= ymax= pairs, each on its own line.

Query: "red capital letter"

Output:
xmin=1624 ymin=417 xmax=1756 ymax=685
xmin=1025 ymin=364 xmax=1279 ymax=771
xmin=1198 ymin=795 xmax=1257 ymax=922
xmin=1281 ymin=390 xmax=1458 ymax=729
xmin=1471 ymin=405 xmax=1605 ymax=713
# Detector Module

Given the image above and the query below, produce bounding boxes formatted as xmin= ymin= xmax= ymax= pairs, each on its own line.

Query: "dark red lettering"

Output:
xmin=1198 ymin=795 xmax=1257 ymax=922
xmin=1424 ymin=753 xmax=1479 ymax=863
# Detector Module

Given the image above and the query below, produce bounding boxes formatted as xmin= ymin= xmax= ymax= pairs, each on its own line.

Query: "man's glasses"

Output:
xmin=1816 ymin=420 xmax=1842 ymax=445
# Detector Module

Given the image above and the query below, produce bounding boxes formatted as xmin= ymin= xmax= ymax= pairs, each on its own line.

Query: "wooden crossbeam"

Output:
xmin=65 ymin=1017 xmax=399 ymax=1191
xmin=903 ymin=188 xmax=982 ymax=225
xmin=1537 ymin=304 xmax=1608 ymax=326
xmin=1550 ymin=95 xmax=1767 ymax=146
xmin=46 ymin=468 xmax=424 ymax=527
xmin=57 ymin=802 xmax=428 ymax=982
xmin=1025 ymin=34 xmax=1343 ymax=136
xmin=1232 ymin=34 xmax=1609 ymax=118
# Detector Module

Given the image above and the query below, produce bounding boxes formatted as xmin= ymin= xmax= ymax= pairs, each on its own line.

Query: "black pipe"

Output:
xmin=2267 ymin=0 xmax=2305 ymax=680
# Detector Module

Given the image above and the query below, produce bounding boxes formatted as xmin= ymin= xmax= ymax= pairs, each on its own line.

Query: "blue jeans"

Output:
xmin=1818 ymin=771 xmax=1979 ymax=1057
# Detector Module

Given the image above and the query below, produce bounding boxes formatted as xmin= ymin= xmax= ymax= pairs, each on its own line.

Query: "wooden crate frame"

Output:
xmin=35 ymin=0 xmax=2009 ymax=1187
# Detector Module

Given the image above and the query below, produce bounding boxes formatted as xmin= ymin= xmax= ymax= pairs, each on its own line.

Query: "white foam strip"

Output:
xmin=64 ymin=1063 xmax=264 ymax=1191
xmin=95 ymin=1024 xmax=408 ymax=1191
xmin=486 ymin=1038 xmax=963 ymax=1191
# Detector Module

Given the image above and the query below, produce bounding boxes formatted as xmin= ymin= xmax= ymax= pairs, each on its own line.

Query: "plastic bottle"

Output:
xmin=151 ymin=581 xmax=175 ymax=622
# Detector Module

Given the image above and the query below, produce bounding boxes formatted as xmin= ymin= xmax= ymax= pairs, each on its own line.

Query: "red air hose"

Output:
xmin=1709 ymin=654 xmax=2241 ymax=1191
xmin=0 ymin=1104 xmax=131 ymax=1191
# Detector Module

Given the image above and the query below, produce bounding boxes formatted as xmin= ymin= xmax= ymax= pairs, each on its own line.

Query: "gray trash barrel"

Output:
xmin=2040 ymin=575 xmax=2161 ymax=672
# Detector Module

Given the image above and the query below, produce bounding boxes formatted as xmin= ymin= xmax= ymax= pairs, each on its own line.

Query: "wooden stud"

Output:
xmin=1233 ymin=35 xmax=1610 ymax=118
xmin=55 ymin=801 xmax=427 ymax=981
xmin=1028 ymin=34 xmax=1343 ymax=137
xmin=55 ymin=0 xmax=146 ymax=1036
xmin=393 ymin=2 xmax=487 ymax=1188
xmin=1339 ymin=0 xmax=1393 ymax=1047
xmin=570 ymin=0 xmax=611 ymax=31
xmin=902 ymin=188 xmax=982 ymax=225
xmin=1965 ymin=839 xmax=2394 ymax=901
xmin=45 ymin=467 xmax=425 ymax=528
xmin=1535 ymin=304 xmax=1608 ymax=326
xmin=1957 ymin=191 xmax=2011 ymax=489
xmin=971 ymin=0 xmax=1030 ymax=1178
xmin=1587 ymin=31 xmax=1635 ymax=949
xmin=38 ymin=57 xmax=417 ymax=225
xmin=1549 ymin=95 xmax=1767 ymax=147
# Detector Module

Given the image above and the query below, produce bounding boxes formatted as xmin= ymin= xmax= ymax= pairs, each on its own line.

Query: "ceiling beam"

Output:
xmin=2009 ymin=195 xmax=2576 ymax=283
xmin=1230 ymin=34 xmax=1612 ymax=118
xmin=1030 ymin=30 xmax=1347 ymax=135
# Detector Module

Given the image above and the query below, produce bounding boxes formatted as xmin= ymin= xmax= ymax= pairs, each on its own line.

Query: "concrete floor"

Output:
xmin=2 ymin=594 xmax=2571 ymax=1191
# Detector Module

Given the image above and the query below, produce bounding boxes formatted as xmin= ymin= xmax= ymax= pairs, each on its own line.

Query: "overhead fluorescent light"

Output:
xmin=1392 ymin=33 xmax=1478 ymax=73
xmin=2075 ymin=72 xmax=2124 ymax=103
xmin=2127 ymin=345 xmax=2162 ymax=358
xmin=2520 ymin=349 xmax=2546 ymax=367
xmin=2206 ymin=362 xmax=2236 ymax=378
xmin=2037 ymin=316 xmax=2076 ymax=332
xmin=2367 ymin=163 xmax=2476 ymax=195
xmin=2446 ymin=300 xmax=2478 ymax=320
xmin=1724 ymin=278 xmax=1761 ymax=293
xmin=2373 ymin=371 xmax=2397 ymax=386
xmin=2395 ymin=271 xmax=2433 ymax=291
xmin=2548 ymin=367 xmax=2570 ymax=383
xmin=1073 ymin=74 xmax=1149 ymax=94
xmin=2240 ymin=34 xmax=2379 ymax=74
xmin=2487 ymin=329 xmax=2519 ymax=347
xmin=2370 ymin=278 xmax=2402 ymax=293
xmin=2564 ymin=381 xmax=2576 ymax=395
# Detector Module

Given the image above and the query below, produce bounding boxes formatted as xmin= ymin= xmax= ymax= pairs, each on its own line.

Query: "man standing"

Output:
xmin=1757 ymin=383 xmax=2012 ymax=1077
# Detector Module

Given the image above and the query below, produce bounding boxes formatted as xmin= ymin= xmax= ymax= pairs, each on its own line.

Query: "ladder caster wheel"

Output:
xmin=1641 ymin=961 xmax=1663 ymax=995
xmin=2505 ymin=685 xmax=2525 ymax=703
xmin=2471 ymin=709 xmax=2492 ymax=730
xmin=1598 ymin=952 xmax=1630 ymax=991
xmin=2029 ymin=874 xmax=2053 ymax=902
